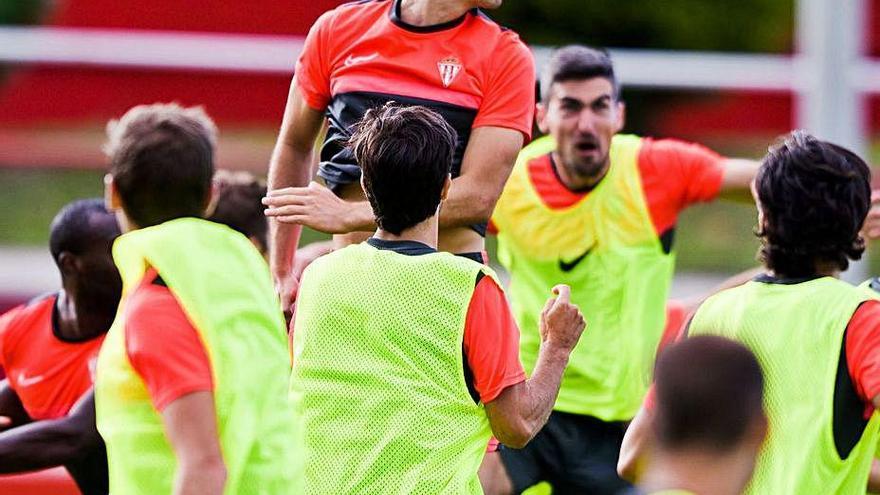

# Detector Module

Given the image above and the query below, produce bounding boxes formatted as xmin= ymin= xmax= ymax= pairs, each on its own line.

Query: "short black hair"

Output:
xmin=208 ymin=170 xmax=268 ymax=252
xmin=104 ymin=103 xmax=217 ymax=228
xmin=756 ymin=130 xmax=871 ymax=278
xmin=49 ymin=198 xmax=121 ymax=265
xmin=540 ymin=45 xmax=619 ymax=102
xmin=349 ymin=103 xmax=456 ymax=236
xmin=654 ymin=336 xmax=764 ymax=453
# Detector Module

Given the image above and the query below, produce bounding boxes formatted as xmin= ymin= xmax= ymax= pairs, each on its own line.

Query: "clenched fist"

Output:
xmin=539 ymin=284 xmax=586 ymax=353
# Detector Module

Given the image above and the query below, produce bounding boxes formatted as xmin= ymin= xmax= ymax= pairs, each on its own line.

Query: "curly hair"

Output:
xmin=755 ymin=130 xmax=871 ymax=278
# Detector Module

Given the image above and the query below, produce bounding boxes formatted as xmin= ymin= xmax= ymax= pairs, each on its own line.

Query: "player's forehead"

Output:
xmin=548 ymin=78 xmax=615 ymax=105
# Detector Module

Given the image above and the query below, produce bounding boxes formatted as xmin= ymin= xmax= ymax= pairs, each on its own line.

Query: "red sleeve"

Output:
xmin=462 ymin=275 xmax=526 ymax=403
xmin=845 ymin=301 xmax=880 ymax=414
xmin=125 ymin=277 xmax=214 ymax=412
xmin=638 ymin=138 xmax=726 ymax=235
xmin=294 ymin=10 xmax=335 ymax=111
xmin=0 ymin=305 xmax=23 ymax=370
xmin=471 ymin=35 xmax=535 ymax=141
xmin=657 ymin=300 xmax=689 ymax=355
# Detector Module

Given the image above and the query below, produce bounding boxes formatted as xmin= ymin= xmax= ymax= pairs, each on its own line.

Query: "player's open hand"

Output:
xmin=539 ymin=285 xmax=586 ymax=352
xmin=263 ymin=181 xmax=353 ymax=234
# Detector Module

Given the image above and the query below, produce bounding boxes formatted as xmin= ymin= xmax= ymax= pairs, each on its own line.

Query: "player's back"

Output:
xmin=291 ymin=242 xmax=492 ymax=494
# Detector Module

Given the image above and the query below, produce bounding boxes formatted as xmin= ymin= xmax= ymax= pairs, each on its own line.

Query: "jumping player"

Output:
xmin=0 ymin=198 xmax=121 ymax=495
xmin=264 ymin=0 xmax=535 ymax=312
xmin=486 ymin=45 xmax=761 ymax=494
xmin=621 ymin=131 xmax=880 ymax=494
xmin=289 ymin=103 xmax=585 ymax=494
xmin=96 ymin=103 xmax=297 ymax=494
xmin=631 ymin=336 xmax=766 ymax=495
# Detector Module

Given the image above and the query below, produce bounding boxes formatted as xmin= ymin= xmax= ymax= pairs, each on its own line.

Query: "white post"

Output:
xmin=796 ymin=0 xmax=870 ymax=282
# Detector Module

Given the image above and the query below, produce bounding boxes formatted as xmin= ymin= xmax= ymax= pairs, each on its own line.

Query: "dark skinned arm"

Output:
xmin=0 ymin=389 xmax=100 ymax=473
xmin=0 ymin=380 xmax=31 ymax=430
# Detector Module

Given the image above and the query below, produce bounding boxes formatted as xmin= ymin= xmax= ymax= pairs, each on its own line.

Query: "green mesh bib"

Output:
xmin=690 ymin=277 xmax=880 ymax=495
xmin=492 ymin=134 xmax=674 ymax=421
xmin=290 ymin=243 xmax=493 ymax=494
xmin=95 ymin=218 xmax=301 ymax=494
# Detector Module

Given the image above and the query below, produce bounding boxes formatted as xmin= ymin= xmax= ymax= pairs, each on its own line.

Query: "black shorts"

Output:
xmin=499 ymin=411 xmax=631 ymax=495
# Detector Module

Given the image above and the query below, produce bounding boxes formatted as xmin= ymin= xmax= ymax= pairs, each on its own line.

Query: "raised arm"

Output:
xmin=0 ymin=389 xmax=100 ymax=473
xmin=440 ymin=126 xmax=523 ymax=228
xmin=484 ymin=285 xmax=585 ymax=448
xmin=266 ymin=80 xmax=326 ymax=311
xmin=717 ymin=158 xmax=761 ymax=202
xmin=163 ymin=391 xmax=226 ymax=495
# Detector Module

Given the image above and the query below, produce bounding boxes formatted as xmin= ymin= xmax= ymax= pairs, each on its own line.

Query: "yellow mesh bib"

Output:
xmin=291 ymin=243 xmax=493 ymax=494
xmin=690 ymin=278 xmax=880 ymax=494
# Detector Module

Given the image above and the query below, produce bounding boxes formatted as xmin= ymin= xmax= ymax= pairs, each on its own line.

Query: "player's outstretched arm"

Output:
xmin=163 ymin=391 xmax=226 ymax=495
xmin=718 ymin=158 xmax=761 ymax=202
xmin=617 ymin=405 xmax=652 ymax=482
xmin=484 ymin=285 xmax=585 ymax=448
xmin=0 ymin=389 xmax=100 ymax=472
xmin=440 ymin=126 xmax=523 ymax=228
xmin=264 ymin=80 xmax=326 ymax=311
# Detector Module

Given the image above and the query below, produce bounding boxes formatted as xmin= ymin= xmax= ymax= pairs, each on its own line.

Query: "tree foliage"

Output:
xmin=491 ymin=0 xmax=794 ymax=53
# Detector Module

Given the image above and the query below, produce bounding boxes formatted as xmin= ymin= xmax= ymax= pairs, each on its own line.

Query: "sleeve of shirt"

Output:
xmin=638 ymin=138 xmax=726 ymax=234
xmin=294 ymin=10 xmax=335 ymax=111
xmin=125 ymin=284 xmax=214 ymax=412
xmin=472 ymin=35 xmax=535 ymax=141
xmin=0 ymin=306 xmax=21 ymax=369
xmin=462 ymin=275 xmax=526 ymax=404
xmin=845 ymin=300 xmax=880 ymax=406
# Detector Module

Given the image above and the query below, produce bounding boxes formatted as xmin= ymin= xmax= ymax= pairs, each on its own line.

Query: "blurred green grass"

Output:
xmin=3 ymin=163 xmax=880 ymax=275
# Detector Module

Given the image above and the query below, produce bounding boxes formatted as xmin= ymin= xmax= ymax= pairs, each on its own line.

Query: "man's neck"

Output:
xmin=399 ymin=0 xmax=471 ymax=26
xmin=55 ymin=289 xmax=115 ymax=342
xmin=641 ymin=449 xmax=753 ymax=495
xmin=373 ymin=217 xmax=439 ymax=249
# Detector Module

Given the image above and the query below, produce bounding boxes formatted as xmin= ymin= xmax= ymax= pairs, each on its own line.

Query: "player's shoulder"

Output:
xmin=470 ymin=11 xmax=530 ymax=56
xmin=316 ymin=0 xmax=391 ymax=31
xmin=0 ymin=292 xmax=56 ymax=342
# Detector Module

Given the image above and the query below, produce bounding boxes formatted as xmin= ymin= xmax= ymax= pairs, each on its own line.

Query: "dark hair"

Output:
xmin=49 ymin=198 xmax=121 ymax=265
xmin=208 ymin=170 xmax=268 ymax=253
xmin=349 ymin=103 xmax=457 ymax=235
xmin=540 ymin=45 xmax=619 ymax=102
xmin=105 ymin=103 xmax=217 ymax=228
xmin=654 ymin=336 xmax=764 ymax=453
xmin=755 ymin=131 xmax=871 ymax=278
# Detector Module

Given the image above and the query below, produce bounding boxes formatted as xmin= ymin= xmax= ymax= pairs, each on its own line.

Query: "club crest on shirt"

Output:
xmin=437 ymin=57 xmax=462 ymax=88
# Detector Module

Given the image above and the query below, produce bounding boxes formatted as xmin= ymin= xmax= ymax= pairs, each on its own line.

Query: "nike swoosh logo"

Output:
xmin=17 ymin=372 xmax=45 ymax=388
xmin=558 ymin=246 xmax=594 ymax=272
xmin=344 ymin=53 xmax=379 ymax=67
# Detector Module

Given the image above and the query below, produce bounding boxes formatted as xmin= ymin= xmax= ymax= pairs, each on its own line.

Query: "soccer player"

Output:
xmin=631 ymin=336 xmax=766 ymax=495
xmin=96 ymin=103 xmax=297 ymax=495
xmin=621 ymin=131 xmax=880 ymax=494
xmin=0 ymin=199 xmax=120 ymax=495
xmin=289 ymin=103 xmax=586 ymax=494
xmin=263 ymin=0 xmax=535 ymax=312
xmin=209 ymin=170 xmax=332 ymax=301
xmin=487 ymin=45 xmax=761 ymax=494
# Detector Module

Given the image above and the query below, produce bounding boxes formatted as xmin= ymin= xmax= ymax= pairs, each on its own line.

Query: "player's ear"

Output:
xmin=57 ymin=251 xmax=78 ymax=279
xmin=440 ymin=174 xmax=452 ymax=202
xmin=104 ymin=174 xmax=122 ymax=211
xmin=203 ymin=178 xmax=220 ymax=218
xmin=614 ymin=101 xmax=626 ymax=133
xmin=536 ymin=102 xmax=549 ymax=135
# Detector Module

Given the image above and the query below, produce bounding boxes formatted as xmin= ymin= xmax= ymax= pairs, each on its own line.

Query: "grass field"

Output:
xmin=1 ymin=163 xmax=879 ymax=275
